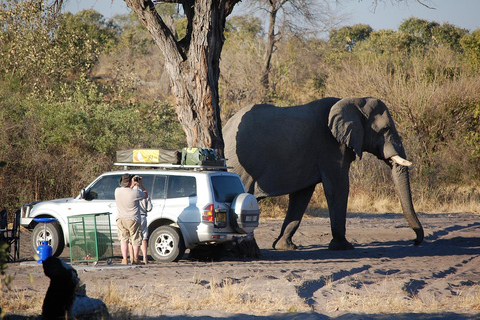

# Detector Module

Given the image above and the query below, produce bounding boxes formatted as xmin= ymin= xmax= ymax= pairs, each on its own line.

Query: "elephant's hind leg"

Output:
xmin=273 ymin=185 xmax=316 ymax=250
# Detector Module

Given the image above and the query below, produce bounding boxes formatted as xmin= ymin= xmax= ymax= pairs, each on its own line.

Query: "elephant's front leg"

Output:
xmin=273 ymin=185 xmax=316 ymax=250
xmin=322 ymin=171 xmax=354 ymax=250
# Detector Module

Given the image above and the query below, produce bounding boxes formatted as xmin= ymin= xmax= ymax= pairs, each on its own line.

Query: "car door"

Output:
xmin=146 ymin=174 xmax=167 ymax=226
xmin=67 ymin=174 xmax=123 ymax=241
xmin=163 ymin=175 xmax=199 ymax=244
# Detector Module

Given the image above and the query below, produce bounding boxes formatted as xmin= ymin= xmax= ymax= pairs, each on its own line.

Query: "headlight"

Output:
xmin=21 ymin=201 xmax=41 ymax=218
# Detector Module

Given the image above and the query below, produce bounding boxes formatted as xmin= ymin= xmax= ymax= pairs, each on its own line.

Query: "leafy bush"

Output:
xmin=1 ymin=2 xmax=479 ymax=214
xmin=461 ymin=29 xmax=480 ymax=71
xmin=0 ymin=3 xmax=184 ymax=211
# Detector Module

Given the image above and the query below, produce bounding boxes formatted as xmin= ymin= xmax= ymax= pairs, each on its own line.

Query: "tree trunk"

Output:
xmin=260 ymin=1 xmax=278 ymax=92
xmin=124 ymin=0 xmax=239 ymax=154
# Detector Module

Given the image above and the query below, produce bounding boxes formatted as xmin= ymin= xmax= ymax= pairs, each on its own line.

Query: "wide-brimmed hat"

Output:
xmin=119 ymin=173 xmax=131 ymax=187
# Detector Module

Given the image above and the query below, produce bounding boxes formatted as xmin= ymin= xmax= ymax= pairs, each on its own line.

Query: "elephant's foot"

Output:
xmin=272 ymin=237 xmax=298 ymax=251
xmin=328 ymin=238 xmax=354 ymax=250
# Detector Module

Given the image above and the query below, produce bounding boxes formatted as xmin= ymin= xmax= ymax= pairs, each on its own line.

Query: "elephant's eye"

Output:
xmin=372 ymin=113 xmax=389 ymax=133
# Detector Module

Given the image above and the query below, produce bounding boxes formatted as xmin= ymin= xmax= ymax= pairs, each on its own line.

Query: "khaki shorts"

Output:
xmin=117 ymin=219 xmax=142 ymax=246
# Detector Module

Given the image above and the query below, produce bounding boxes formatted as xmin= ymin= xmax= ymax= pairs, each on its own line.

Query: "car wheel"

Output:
xmin=31 ymin=221 xmax=65 ymax=257
xmin=149 ymin=225 xmax=185 ymax=262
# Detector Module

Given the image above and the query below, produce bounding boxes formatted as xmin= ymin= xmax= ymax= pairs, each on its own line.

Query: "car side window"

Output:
xmin=152 ymin=175 xmax=166 ymax=199
xmin=141 ymin=175 xmax=154 ymax=195
xmin=166 ymin=176 xmax=196 ymax=199
xmin=87 ymin=175 xmax=122 ymax=200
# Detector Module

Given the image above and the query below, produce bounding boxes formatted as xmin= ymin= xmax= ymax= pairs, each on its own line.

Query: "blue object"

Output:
xmin=34 ymin=218 xmax=57 ymax=264
xmin=33 ymin=217 xmax=58 ymax=223
xmin=37 ymin=240 xmax=53 ymax=263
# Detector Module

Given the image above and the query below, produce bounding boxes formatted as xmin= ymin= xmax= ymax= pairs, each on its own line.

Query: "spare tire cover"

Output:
xmin=229 ymin=193 xmax=260 ymax=234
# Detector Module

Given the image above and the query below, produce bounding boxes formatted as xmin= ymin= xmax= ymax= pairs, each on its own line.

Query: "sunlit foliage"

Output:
xmin=0 ymin=1 xmax=479 ymax=213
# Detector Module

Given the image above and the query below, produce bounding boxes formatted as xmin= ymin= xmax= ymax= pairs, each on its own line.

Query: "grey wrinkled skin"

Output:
xmin=223 ymin=97 xmax=424 ymax=251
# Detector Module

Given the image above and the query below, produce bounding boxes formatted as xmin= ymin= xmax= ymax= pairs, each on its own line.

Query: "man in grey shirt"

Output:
xmin=115 ymin=173 xmax=148 ymax=265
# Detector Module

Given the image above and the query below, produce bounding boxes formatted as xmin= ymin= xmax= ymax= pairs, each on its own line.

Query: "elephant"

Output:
xmin=223 ymin=97 xmax=424 ymax=251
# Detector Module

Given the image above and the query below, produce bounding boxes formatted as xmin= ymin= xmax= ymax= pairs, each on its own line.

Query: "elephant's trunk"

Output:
xmin=390 ymin=160 xmax=424 ymax=245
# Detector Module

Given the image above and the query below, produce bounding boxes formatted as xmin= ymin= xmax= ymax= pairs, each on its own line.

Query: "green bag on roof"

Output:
xmin=181 ymin=147 xmax=223 ymax=166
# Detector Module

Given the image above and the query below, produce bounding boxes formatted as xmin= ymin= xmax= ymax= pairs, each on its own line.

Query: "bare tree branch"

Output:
xmin=366 ymin=0 xmax=437 ymax=12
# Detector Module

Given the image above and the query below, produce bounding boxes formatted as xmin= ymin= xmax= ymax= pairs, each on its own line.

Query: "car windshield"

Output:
xmin=211 ymin=176 xmax=245 ymax=202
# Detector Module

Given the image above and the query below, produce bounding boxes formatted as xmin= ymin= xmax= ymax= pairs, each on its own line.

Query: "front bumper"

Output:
xmin=20 ymin=202 xmax=41 ymax=228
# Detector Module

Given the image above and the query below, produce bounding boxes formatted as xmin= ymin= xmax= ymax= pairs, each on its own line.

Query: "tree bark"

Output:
xmin=124 ymin=0 xmax=239 ymax=154
xmin=260 ymin=1 xmax=278 ymax=91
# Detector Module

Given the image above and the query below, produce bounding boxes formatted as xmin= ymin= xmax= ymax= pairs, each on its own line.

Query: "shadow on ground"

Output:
xmin=116 ymin=311 xmax=479 ymax=320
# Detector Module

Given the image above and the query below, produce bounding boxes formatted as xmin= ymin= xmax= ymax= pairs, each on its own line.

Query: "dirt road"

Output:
xmin=4 ymin=212 xmax=480 ymax=319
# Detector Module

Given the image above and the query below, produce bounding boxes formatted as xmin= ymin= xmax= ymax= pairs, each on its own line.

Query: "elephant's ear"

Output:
xmin=328 ymin=98 xmax=366 ymax=159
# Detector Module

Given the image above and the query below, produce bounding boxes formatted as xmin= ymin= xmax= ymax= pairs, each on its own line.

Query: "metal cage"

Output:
xmin=68 ymin=213 xmax=113 ymax=264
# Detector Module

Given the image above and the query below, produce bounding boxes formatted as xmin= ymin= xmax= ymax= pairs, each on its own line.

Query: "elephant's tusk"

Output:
xmin=391 ymin=155 xmax=413 ymax=167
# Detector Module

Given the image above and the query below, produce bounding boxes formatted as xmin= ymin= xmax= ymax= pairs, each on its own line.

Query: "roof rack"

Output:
xmin=114 ymin=162 xmax=231 ymax=171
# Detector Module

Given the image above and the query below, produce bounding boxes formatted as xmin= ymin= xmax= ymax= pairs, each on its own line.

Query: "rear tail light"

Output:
xmin=202 ymin=204 xmax=215 ymax=222
xmin=202 ymin=204 xmax=228 ymax=228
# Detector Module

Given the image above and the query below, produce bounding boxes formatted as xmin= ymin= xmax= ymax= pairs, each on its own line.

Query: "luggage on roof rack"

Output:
xmin=116 ymin=148 xmax=181 ymax=164
xmin=113 ymin=162 xmax=230 ymax=171
xmin=181 ymin=147 xmax=224 ymax=166
xmin=115 ymin=147 xmax=228 ymax=171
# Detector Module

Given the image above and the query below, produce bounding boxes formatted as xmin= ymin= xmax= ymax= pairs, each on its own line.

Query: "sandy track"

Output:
xmin=4 ymin=212 xmax=480 ymax=319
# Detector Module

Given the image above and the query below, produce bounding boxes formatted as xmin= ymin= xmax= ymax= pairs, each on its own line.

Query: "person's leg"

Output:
xmin=128 ymin=243 xmax=134 ymax=263
xmin=141 ymin=240 xmax=148 ymax=264
xmin=140 ymin=215 xmax=148 ymax=264
xmin=140 ymin=216 xmax=148 ymax=264
xmin=117 ymin=219 xmax=129 ymax=264
xmin=129 ymin=220 xmax=142 ymax=264
xmin=133 ymin=245 xmax=140 ymax=262
xmin=120 ymin=241 xmax=129 ymax=264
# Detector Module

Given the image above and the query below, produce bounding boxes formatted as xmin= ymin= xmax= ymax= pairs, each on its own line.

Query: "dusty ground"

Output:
xmin=3 ymin=212 xmax=480 ymax=319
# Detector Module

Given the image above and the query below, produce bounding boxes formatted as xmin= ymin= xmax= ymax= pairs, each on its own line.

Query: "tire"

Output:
xmin=149 ymin=225 xmax=185 ymax=262
xmin=31 ymin=221 xmax=65 ymax=257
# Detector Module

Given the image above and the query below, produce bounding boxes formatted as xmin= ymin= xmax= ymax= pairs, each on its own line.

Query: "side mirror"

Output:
xmin=80 ymin=188 xmax=86 ymax=199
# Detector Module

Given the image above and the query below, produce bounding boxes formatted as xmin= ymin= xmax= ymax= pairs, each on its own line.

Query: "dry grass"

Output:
xmin=171 ymin=279 xmax=288 ymax=313
xmin=1 ymin=287 xmax=44 ymax=315
xmin=1 ymin=275 xmax=308 ymax=318
xmin=4 ymin=276 xmax=480 ymax=318
xmin=97 ymin=276 xmax=480 ymax=317
xmin=325 ymin=277 xmax=480 ymax=315
xmin=92 ymin=274 xmax=309 ymax=318
xmin=258 ymin=182 xmax=480 ymax=220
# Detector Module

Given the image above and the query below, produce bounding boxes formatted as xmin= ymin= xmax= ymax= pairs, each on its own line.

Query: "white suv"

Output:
xmin=20 ymin=166 xmax=260 ymax=262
